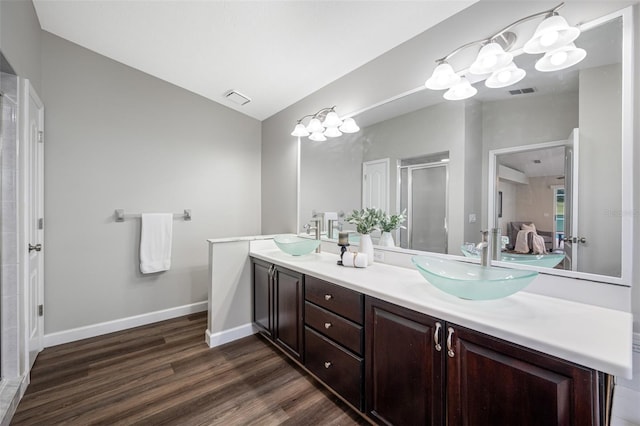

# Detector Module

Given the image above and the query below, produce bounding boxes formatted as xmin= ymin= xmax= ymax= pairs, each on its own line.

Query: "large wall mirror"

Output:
xmin=298 ymin=5 xmax=634 ymax=286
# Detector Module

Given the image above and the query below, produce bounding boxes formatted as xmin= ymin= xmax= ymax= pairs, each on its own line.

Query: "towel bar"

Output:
xmin=115 ymin=209 xmax=191 ymax=222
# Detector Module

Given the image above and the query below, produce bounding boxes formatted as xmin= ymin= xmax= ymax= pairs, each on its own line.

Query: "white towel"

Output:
xmin=140 ymin=213 xmax=173 ymax=274
xmin=324 ymin=212 xmax=338 ymax=231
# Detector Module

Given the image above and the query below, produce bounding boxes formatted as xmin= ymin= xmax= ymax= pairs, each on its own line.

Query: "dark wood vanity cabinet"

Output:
xmin=252 ymin=261 xmax=601 ymax=426
xmin=365 ymin=296 xmax=601 ymax=426
xmin=304 ymin=276 xmax=365 ymax=411
xmin=252 ymin=259 xmax=272 ymax=338
xmin=251 ymin=258 xmax=304 ymax=362
xmin=365 ymin=297 xmax=445 ymax=426
xmin=446 ymin=324 xmax=600 ymax=426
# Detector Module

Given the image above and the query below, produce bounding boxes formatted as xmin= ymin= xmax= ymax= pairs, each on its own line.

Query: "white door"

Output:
xmin=563 ymin=129 xmax=579 ymax=271
xmin=362 ymin=159 xmax=389 ymax=212
xmin=22 ymin=80 xmax=45 ymax=367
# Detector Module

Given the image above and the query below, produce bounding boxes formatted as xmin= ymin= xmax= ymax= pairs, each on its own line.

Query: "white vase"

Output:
xmin=379 ymin=231 xmax=395 ymax=247
xmin=359 ymin=233 xmax=374 ymax=265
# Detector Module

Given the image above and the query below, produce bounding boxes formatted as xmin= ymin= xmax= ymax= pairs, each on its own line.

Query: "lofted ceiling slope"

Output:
xmin=32 ymin=0 xmax=476 ymax=120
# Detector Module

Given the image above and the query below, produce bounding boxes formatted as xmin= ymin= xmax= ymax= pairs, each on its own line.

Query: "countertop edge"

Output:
xmin=249 ymin=247 xmax=633 ymax=378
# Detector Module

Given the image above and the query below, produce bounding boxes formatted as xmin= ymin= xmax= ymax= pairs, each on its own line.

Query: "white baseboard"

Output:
xmin=43 ymin=301 xmax=208 ymax=348
xmin=205 ymin=323 xmax=257 ymax=348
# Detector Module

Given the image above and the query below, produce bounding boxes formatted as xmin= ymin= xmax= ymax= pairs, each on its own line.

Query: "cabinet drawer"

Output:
xmin=305 ymin=275 xmax=363 ymax=324
xmin=305 ymin=327 xmax=363 ymax=411
xmin=305 ymin=302 xmax=363 ymax=355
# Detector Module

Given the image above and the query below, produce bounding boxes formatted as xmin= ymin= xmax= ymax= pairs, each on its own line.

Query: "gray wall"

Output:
xmin=299 ymin=136 xmax=362 ymax=233
xmin=41 ymin=32 xmax=261 ymax=333
xmin=579 ymin=64 xmax=622 ymax=277
xmin=360 ymin=102 xmax=467 ymax=250
xmin=463 ymin=102 xmax=483 ymax=243
xmin=0 ymin=0 xmax=41 ymax=92
xmin=634 ymin=4 xmax=640 ymax=333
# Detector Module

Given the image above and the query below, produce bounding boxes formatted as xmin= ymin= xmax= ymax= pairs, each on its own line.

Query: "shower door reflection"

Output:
xmin=399 ymin=162 xmax=448 ymax=253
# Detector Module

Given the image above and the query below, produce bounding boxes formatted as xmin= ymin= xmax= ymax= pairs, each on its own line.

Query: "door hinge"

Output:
xmin=38 ymin=304 xmax=44 ymax=317
xmin=38 ymin=218 xmax=44 ymax=230
xmin=38 ymin=131 xmax=44 ymax=143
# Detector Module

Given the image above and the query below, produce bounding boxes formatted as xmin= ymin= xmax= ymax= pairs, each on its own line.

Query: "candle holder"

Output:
xmin=337 ymin=232 xmax=350 ymax=266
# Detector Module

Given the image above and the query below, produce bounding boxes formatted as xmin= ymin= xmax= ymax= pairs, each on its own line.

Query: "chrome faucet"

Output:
xmin=476 ymin=230 xmax=490 ymax=267
xmin=304 ymin=218 xmax=322 ymax=253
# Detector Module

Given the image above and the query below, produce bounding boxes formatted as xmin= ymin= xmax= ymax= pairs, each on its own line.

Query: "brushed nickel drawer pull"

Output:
xmin=324 ymin=294 xmax=333 ymax=301
xmin=434 ymin=322 xmax=442 ymax=352
xmin=447 ymin=327 xmax=455 ymax=358
xmin=324 ymin=361 xmax=332 ymax=369
xmin=324 ymin=322 xmax=332 ymax=329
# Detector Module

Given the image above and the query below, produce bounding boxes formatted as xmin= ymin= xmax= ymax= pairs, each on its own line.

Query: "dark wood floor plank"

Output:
xmin=12 ymin=312 xmax=366 ymax=425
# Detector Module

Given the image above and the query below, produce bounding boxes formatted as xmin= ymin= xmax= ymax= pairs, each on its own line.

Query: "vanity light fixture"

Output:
xmin=424 ymin=2 xmax=584 ymax=101
xmin=291 ymin=106 xmax=360 ymax=140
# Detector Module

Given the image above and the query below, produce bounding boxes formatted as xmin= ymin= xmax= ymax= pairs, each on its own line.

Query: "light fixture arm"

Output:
xmin=435 ymin=2 xmax=565 ymax=64
xmin=436 ymin=38 xmax=487 ymax=64
xmin=295 ymin=105 xmax=337 ymax=123
xmin=490 ymin=3 xmax=564 ymax=41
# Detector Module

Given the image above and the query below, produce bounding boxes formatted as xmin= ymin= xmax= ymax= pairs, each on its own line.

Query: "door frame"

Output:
xmin=19 ymin=78 xmax=45 ymax=368
xmin=487 ymin=134 xmax=630 ymax=285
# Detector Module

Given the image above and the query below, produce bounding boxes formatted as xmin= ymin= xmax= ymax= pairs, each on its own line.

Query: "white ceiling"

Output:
xmin=498 ymin=146 xmax=566 ymax=179
xmin=32 ymin=0 xmax=475 ymax=121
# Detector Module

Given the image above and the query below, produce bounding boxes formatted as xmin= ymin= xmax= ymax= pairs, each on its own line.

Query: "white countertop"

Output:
xmin=249 ymin=239 xmax=633 ymax=378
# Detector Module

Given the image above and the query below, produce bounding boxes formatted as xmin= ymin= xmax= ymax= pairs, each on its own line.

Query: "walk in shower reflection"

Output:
xmin=399 ymin=153 xmax=449 ymax=253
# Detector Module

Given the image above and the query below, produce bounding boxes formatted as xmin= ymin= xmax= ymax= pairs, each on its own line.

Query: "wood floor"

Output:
xmin=11 ymin=312 xmax=368 ymax=425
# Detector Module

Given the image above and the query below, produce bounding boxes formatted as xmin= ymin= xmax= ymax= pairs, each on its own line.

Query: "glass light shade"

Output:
xmin=309 ymin=131 xmax=327 ymax=142
xmin=338 ymin=117 xmax=360 ymax=133
xmin=535 ymin=43 xmax=586 ymax=72
xmin=523 ymin=15 xmax=580 ymax=54
xmin=291 ymin=123 xmax=310 ymax=137
xmin=322 ymin=111 xmax=343 ymax=128
xmin=425 ymin=62 xmax=460 ymax=90
xmin=323 ymin=126 xmax=342 ymax=138
xmin=443 ymin=77 xmax=477 ymax=101
xmin=485 ymin=63 xmax=526 ymax=88
xmin=306 ymin=118 xmax=324 ymax=133
xmin=469 ymin=43 xmax=513 ymax=75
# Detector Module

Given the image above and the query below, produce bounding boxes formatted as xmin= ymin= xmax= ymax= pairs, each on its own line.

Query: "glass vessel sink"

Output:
xmin=412 ymin=255 xmax=538 ymax=300
xmin=460 ymin=245 xmax=565 ymax=268
xmin=273 ymin=234 xmax=320 ymax=256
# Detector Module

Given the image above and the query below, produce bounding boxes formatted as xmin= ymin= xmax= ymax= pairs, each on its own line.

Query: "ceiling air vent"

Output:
xmin=508 ymin=87 xmax=536 ymax=96
xmin=224 ymin=90 xmax=251 ymax=106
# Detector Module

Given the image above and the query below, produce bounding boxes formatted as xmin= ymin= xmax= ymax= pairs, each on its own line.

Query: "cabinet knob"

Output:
xmin=324 ymin=322 xmax=332 ymax=329
xmin=324 ymin=294 xmax=333 ymax=301
xmin=434 ymin=322 xmax=442 ymax=352
xmin=324 ymin=361 xmax=332 ymax=369
xmin=447 ymin=327 xmax=455 ymax=358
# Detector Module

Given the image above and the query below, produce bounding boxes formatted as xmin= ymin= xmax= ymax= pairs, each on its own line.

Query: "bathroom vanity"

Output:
xmin=246 ymin=239 xmax=631 ymax=426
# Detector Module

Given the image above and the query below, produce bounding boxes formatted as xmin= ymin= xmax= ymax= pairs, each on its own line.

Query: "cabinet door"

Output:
xmin=252 ymin=259 xmax=272 ymax=338
xmin=274 ymin=266 xmax=304 ymax=362
xmin=365 ymin=297 xmax=444 ymax=426
xmin=446 ymin=324 xmax=599 ymax=426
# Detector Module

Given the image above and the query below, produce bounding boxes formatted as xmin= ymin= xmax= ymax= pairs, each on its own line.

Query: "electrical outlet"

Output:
xmin=373 ymin=251 xmax=385 ymax=262
xmin=469 ymin=213 xmax=477 ymax=223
